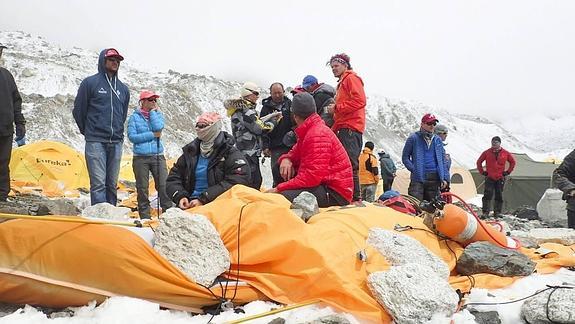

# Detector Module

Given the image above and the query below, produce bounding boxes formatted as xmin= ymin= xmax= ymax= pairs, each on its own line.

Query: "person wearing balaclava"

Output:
xmin=401 ymin=113 xmax=450 ymax=202
xmin=166 ymin=112 xmax=251 ymax=209
xmin=476 ymin=136 xmax=516 ymax=217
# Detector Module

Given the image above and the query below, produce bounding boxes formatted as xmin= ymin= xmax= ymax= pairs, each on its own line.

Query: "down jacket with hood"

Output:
xmin=73 ymin=49 xmax=130 ymax=142
xmin=402 ymin=131 xmax=450 ymax=183
xmin=127 ymin=109 xmax=165 ymax=155
xmin=310 ymin=83 xmax=336 ymax=127
xmin=166 ymin=131 xmax=251 ymax=205
xmin=277 ymin=113 xmax=353 ymax=202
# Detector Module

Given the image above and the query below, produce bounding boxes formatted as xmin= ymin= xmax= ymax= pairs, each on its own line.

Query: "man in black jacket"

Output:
xmin=553 ymin=149 xmax=575 ymax=229
xmin=260 ymin=82 xmax=293 ymax=187
xmin=0 ymin=43 xmax=26 ymax=202
xmin=166 ymin=112 xmax=251 ymax=208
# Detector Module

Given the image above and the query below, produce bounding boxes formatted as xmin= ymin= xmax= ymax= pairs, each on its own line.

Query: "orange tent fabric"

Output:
xmin=0 ymin=185 xmax=574 ymax=323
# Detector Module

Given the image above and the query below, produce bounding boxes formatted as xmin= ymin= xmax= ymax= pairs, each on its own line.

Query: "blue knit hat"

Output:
xmin=302 ymin=75 xmax=318 ymax=89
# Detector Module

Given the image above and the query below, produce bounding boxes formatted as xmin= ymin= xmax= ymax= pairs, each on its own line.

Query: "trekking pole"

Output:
xmin=225 ymin=299 xmax=321 ymax=324
xmin=156 ymin=137 xmax=162 ymax=218
xmin=0 ymin=213 xmax=152 ymax=227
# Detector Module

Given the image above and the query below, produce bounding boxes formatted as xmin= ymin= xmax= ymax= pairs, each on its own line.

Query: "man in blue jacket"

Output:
xmin=402 ymin=113 xmax=449 ymax=202
xmin=73 ymin=48 xmax=130 ymax=206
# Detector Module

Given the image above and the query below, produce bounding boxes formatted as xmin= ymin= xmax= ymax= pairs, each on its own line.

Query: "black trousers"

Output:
xmin=132 ymin=155 xmax=173 ymax=219
xmin=0 ymin=135 xmax=12 ymax=201
xmin=482 ymin=177 xmax=505 ymax=214
xmin=336 ymin=128 xmax=362 ymax=201
xmin=383 ymin=177 xmax=394 ymax=193
xmin=246 ymin=154 xmax=262 ymax=190
xmin=567 ymin=198 xmax=575 ymax=229
xmin=272 ymin=162 xmax=349 ymax=207
xmin=270 ymin=146 xmax=290 ymax=188
xmin=408 ymin=172 xmax=441 ymax=202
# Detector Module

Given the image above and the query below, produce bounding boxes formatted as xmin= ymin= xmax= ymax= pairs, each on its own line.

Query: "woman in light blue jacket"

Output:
xmin=127 ymin=90 xmax=172 ymax=218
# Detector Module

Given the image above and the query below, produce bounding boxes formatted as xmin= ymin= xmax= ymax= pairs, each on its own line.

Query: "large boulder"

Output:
xmin=521 ymin=286 xmax=575 ymax=324
xmin=512 ymin=206 xmax=539 ymax=221
xmin=367 ymin=264 xmax=459 ymax=324
xmin=511 ymin=228 xmax=575 ymax=246
xmin=153 ymin=208 xmax=230 ymax=286
xmin=537 ymin=189 xmax=568 ymax=227
xmin=291 ymin=191 xmax=319 ymax=222
xmin=456 ymin=242 xmax=535 ymax=277
xmin=367 ymin=228 xmax=450 ymax=279
xmin=81 ymin=202 xmax=130 ymax=220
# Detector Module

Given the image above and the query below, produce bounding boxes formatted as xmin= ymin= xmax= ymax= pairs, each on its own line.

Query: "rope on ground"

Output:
xmin=0 ymin=213 xmax=151 ymax=227
xmin=225 ymin=299 xmax=321 ymax=324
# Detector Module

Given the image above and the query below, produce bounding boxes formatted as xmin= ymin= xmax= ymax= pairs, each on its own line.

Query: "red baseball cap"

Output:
xmin=104 ymin=48 xmax=124 ymax=61
xmin=421 ymin=113 xmax=438 ymax=124
xmin=139 ymin=90 xmax=160 ymax=101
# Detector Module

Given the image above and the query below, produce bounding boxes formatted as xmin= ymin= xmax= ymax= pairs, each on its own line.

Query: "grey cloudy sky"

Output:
xmin=1 ymin=0 xmax=574 ymax=119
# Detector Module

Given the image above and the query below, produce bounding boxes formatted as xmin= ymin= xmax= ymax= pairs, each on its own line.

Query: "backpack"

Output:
xmin=365 ymin=155 xmax=379 ymax=176
xmin=380 ymin=196 xmax=417 ymax=215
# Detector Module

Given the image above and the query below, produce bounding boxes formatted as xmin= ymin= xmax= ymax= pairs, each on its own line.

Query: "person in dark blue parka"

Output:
xmin=73 ymin=48 xmax=130 ymax=206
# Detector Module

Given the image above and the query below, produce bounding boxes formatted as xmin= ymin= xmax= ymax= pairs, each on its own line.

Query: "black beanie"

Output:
xmin=292 ymin=92 xmax=317 ymax=118
xmin=491 ymin=136 xmax=501 ymax=143
xmin=365 ymin=141 xmax=375 ymax=150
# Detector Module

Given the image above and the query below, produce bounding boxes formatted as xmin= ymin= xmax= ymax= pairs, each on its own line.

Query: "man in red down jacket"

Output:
xmin=325 ymin=53 xmax=366 ymax=203
xmin=267 ymin=92 xmax=353 ymax=207
xmin=476 ymin=136 xmax=516 ymax=216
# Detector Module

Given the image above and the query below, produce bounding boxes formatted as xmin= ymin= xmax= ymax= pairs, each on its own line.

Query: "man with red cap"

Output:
xmin=325 ymin=53 xmax=366 ymax=203
xmin=127 ymin=90 xmax=173 ymax=219
xmin=476 ymin=136 xmax=516 ymax=217
xmin=402 ymin=113 xmax=450 ymax=202
xmin=73 ymin=48 xmax=130 ymax=206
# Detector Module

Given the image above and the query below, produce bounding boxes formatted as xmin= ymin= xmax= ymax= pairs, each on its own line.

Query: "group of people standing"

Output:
xmin=1 ymin=43 xmax=573 ymax=229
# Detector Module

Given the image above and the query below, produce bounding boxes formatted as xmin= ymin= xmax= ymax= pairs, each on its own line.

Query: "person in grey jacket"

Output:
xmin=0 ymin=43 xmax=26 ymax=201
xmin=224 ymin=82 xmax=279 ymax=189
xmin=378 ymin=150 xmax=397 ymax=192
xmin=553 ymin=149 xmax=575 ymax=229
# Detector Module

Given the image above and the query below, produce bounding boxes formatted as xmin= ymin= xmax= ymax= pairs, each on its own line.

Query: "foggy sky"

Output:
xmin=1 ymin=0 xmax=574 ymax=119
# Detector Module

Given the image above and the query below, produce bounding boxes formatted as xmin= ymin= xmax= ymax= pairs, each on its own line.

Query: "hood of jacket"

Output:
xmin=313 ymin=83 xmax=336 ymax=96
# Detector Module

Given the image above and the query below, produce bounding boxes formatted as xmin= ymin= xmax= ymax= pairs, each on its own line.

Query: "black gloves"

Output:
xmin=15 ymin=124 xmax=26 ymax=140
xmin=502 ymin=171 xmax=509 ymax=176
xmin=482 ymin=171 xmax=488 ymax=176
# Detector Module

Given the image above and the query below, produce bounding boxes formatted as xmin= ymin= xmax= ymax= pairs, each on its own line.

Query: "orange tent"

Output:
xmin=0 ymin=186 xmax=573 ymax=323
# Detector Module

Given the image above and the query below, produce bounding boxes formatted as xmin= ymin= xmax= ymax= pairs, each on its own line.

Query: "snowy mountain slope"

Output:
xmin=1 ymin=30 xmax=570 ymax=171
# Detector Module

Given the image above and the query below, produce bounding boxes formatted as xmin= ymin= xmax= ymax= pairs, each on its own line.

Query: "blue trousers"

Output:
xmin=85 ymin=141 xmax=123 ymax=206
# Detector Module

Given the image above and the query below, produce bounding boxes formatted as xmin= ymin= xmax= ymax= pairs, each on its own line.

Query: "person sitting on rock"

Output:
xmin=166 ymin=112 xmax=251 ymax=209
xmin=266 ymin=92 xmax=352 ymax=207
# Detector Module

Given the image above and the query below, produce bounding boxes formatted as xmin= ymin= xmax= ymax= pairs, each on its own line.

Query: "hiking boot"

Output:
xmin=481 ymin=211 xmax=490 ymax=218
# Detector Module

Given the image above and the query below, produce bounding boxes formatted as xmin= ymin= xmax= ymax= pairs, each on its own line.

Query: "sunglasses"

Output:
xmin=146 ymin=98 xmax=157 ymax=102
xmin=426 ymin=121 xmax=438 ymax=126
xmin=248 ymin=89 xmax=259 ymax=96
xmin=106 ymin=57 xmax=121 ymax=63
xmin=437 ymin=132 xmax=448 ymax=135
xmin=195 ymin=123 xmax=210 ymax=129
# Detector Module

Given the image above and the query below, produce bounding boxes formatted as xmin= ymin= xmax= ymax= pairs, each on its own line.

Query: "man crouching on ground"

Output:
xmin=266 ymin=93 xmax=352 ymax=207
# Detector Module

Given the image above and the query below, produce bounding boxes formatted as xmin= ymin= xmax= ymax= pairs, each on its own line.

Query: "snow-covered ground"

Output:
xmin=1 ymin=268 xmax=573 ymax=324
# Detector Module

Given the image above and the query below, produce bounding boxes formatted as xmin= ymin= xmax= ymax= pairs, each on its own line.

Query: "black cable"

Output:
xmin=463 ymin=285 xmax=572 ymax=308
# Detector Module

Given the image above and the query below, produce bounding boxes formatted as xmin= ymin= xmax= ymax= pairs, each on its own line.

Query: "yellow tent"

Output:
xmin=9 ymin=140 xmax=89 ymax=195
xmin=376 ymin=167 xmax=477 ymax=201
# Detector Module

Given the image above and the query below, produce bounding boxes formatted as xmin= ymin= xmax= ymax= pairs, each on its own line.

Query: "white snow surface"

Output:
xmin=2 ymin=269 xmax=574 ymax=323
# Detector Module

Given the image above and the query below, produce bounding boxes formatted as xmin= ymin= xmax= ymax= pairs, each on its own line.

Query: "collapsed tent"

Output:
xmin=470 ymin=153 xmax=558 ymax=211
xmin=0 ymin=186 xmax=573 ymax=323
xmin=9 ymin=140 xmax=90 ymax=195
